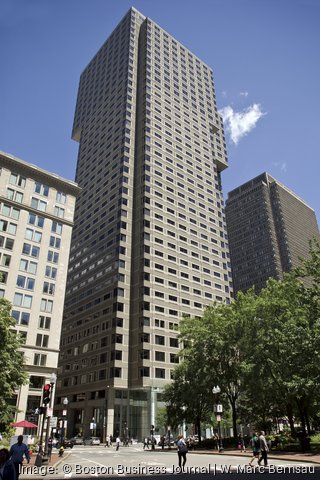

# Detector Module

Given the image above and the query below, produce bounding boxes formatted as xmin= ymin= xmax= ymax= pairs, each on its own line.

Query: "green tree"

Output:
xmin=0 ymin=298 xmax=28 ymax=433
xmin=244 ymin=274 xmax=320 ymax=435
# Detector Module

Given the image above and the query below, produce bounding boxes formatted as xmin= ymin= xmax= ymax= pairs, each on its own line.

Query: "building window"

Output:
xmin=155 ymin=368 xmax=165 ymax=379
xmin=38 ymin=315 xmax=51 ymax=329
xmin=40 ymin=298 xmax=53 ymax=313
xmin=51 ymin=221 xmax=63 ymax=234
xmin=0 ymin=220 xmax=17 ymax=234
xmin=43 ymin=282 xmax=55 ymax=295
xmin=34 ymin=182 xmax=49 ymax=197
xmin=22 ymin=243 xmax=40 ymax=258
xmin=47 ymin=251 xmax=59 ymax=263
xmin=1 ymin=204 xmax=20 ymax=220
xmin=155 ymin=335 xmax=165 ymax=345
xmin=33 ymin=353 xmax=47 ymax=366
xmin=31 ymin=198 xmax=47 ymax=212
xmin=9 ymin=173 xmax=26 ymax=188
xmin=110 ymin=367 xmax=122 ymax=378
xmin=56 ymin=191 xmax=67 ymax=204
xmin=36 ymin=334 xmax=49 ymax=348
xmin=0 ymin=253 xmax=11 ymax=267
xmin=16 ymin=275 xmax=35 ymax=290
xmin=155 ymin=351 xmax=165 ymax=361
xmin=19 ymin=259 xmax=37 ymax=274
xmin=13 ymin=293 xmax=32 ymax=308
xmin=25 ymin=228 xmax=42 ymax=242
xmin=140 ymin=367 xmax=150 ymax=377
xmin=45 ymin=266 xmax=57 ymax=279
xmin=7 ymin=188 xmax=23 ymax=203
xmin=28 ymin=213 xmax=44 ymax=228
xmin=170 ymin=337 xmax=179 ymax=348
xmin=54 ymin=207 xmax=65 ymax=218
xmin=11 ymin=310 xmax=30 ymax=325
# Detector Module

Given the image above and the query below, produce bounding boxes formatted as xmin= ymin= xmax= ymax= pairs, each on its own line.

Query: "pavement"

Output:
xmin=30 ymin=447 xmax=320 ymax=467
xmin=188 ymin=448 xmax=320 ymax=465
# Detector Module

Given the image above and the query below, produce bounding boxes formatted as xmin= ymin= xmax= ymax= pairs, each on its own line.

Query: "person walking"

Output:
xmin=9 ymin=436 xmax=30 ymax=479
xmin=237 ymin=433 xmax=246 ymax=452
xmin=115 ymin=436 xmax=120 ymax=451
xmin=0 ymin=448 xmax=16 ymax=480
xmin=258 ymin=431 xmax=269 ymax=467
xmin=143 ymin=437 xmax=149 ymax=450
xmin=248 ymin=432 xmax=260 ymax=466
xmin=176 ymin=435 xmax=188 ymax=472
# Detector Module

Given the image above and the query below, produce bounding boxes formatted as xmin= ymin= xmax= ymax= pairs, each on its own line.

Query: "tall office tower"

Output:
xmin=57 ymin=7 xmax=232 ymax=440
xmin=0 ymin=151 xmax=80 ymax=435
xmin=226 ymin=172 xmax=319 ymax=295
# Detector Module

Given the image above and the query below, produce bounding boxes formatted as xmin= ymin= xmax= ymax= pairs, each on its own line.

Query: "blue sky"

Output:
xmin=1 ymin=0 xmax=319 ymax=223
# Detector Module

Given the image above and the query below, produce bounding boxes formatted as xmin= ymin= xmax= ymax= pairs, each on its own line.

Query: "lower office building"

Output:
xmin=56 ymin=7 xmax=233 ymax=441
xmin=225 ymin=172 xmax=319 ymax=294
xmin=0 ymin=151 xmax=80 ymax=435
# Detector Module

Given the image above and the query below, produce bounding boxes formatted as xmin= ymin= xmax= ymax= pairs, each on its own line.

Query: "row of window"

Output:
xmin=9 ymin=173 xmax=67 ymax=203
xmin=12 ymin=294 xmax=54 ymax=312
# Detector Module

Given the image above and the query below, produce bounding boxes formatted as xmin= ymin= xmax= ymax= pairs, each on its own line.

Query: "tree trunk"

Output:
xmin=295 ymin=398 xmax=306 ymax=436
xmin=231 ymin=398 xmax=238 ymax=439
xmin=196 ymin=417 xmax=202 ymax=444
xmin=286 ymin=403 xmax=295 ymax=436
xmin=304 ymin=408 xmax=311 ymax=435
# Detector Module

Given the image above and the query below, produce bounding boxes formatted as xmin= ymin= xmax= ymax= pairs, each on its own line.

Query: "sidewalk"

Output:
xmin=189 ymin=448 xmax=320 ymax=464
xmin=28 ymin=449 xmax=70 ymax=467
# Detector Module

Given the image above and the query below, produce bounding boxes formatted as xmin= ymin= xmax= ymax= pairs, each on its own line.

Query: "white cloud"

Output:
xmin=273 ymin=161 xmax=287 ymax=172
xmin=240 ymin=91 xmax=249 ymax=97
xmin=219 ymin=103 xmax=266 ymax=145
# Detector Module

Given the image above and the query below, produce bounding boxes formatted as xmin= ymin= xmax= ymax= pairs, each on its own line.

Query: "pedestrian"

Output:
xmin=0 ymin=448 xmax=16 ymax=480
xmin=143 ymin=437 xmax=149 ymax=450
xmin=115 ymin=436 xmax=120 ymax=451
xmin=9 ymin=436 xmax=30 ymax=479
xmin=160 ymin=435 xmax=165 ymax=450
xmin=105 ymin=434 xmax=110 ymax=448
xmin=47 ymin=438 xmax=53 ymax=460
xmin=248 ymin=432 xmax=260 ymax=466
xmin=212 ymin=433 xmax=219 ymax=451
xmin=176 ymin=435 xmax=188 ymax=472
xmin=237 ymin=433 xmax=246 ymax=452
xmin=258 ymin=431 xmax=269 ymax=467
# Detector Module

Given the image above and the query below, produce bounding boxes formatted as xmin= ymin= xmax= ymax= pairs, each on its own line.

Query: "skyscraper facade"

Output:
xmin=225 ymin=172 xmax=319 ymax=294
xmin=0 ymin=150 xmax=79 ymax=435
xmin=57 ymin=7 xmax=232 ymax=440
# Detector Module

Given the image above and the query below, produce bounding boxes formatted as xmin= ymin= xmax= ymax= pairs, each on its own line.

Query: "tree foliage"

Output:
xmin=164 ymin=242 xmax=320 ymax=437
xmin=0 ymin=298 xmax=28 ymax=433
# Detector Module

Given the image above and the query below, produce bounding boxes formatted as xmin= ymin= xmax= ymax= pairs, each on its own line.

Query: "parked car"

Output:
xmin=71 ymin=436 xmax=84 ymax=445
xmin=56 ymin=438 xmax=74 ymax=449
xmin=84 ymin=436 xmax=101 ymax=445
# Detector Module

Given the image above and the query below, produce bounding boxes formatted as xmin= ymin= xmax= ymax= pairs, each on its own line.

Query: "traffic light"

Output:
xmin=43 ymin=384 xmax=51 ymax=405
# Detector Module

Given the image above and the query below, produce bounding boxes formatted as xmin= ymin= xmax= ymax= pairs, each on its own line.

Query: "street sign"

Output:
xmin=214 ymin=404 xmax=223 ymax=413
xmin=50 ymin=416 xmax=58 ymax=428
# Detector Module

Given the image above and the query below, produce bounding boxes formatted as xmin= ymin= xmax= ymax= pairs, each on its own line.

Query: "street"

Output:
xmin=20 ymin=444 xmax=318 ymax=479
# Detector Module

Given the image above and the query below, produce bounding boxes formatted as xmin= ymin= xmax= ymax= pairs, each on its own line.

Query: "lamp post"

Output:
xmin=167 ymin=426 xmax=171 ymax=450
xmin=61 ymin=397 xmax=69 ymax=445
xmin=212 ymin=386 xmax=224 ymax=452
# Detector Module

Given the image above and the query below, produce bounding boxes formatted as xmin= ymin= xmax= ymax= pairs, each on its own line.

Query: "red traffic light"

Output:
xmin=43 ymin=384 xmax=51 ymax=404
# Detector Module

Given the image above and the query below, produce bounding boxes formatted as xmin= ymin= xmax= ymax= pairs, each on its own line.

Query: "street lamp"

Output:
xmin=167 ymin=426 xmax=171 ymax=450
xmin=61 ymin=397 xmax=69 ymax=445
xmin=212 ymin=386 xmax=224 ymax=452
